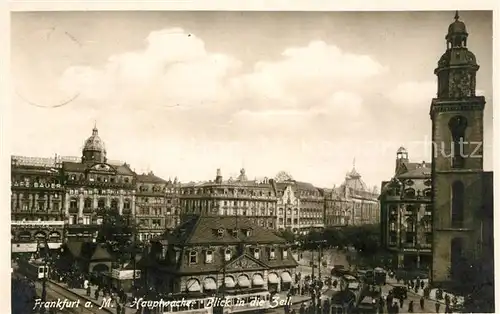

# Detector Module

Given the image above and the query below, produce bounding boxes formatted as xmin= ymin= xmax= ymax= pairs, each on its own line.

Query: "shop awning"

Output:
xmin=281 ymin=272 xmax=292 ymax=283
xmin=186 ymin=279 xmax=201 ymax=292
xmin=237 ymin=275 xmax=250 ymax=287
xmin=204 ymin=278 xmax=217 ymax=291
xmin=267 ymin=273 xmax=279 ymax=283
xmin=253 ymin=274 xmax=264 ymax=286
xmin=268 ymin=273 xmax=279 ymax=284
xmin=224 ymin=277 xmax=236 ymax=288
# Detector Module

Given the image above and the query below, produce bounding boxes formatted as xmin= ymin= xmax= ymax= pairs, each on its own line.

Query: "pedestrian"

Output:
xmin=393 ymin=302 xmax=399 ymax=314
xmin=420 ymin=280 xmax=425 ymax=290
xmin=444 ymin=294 xmax=450 ymax=306
xmin=420 ymin=296 xmax=425 ymax=310
xmin=94 ymin=289 xmax=99 ymax=300
xmin=299 ymin=303 xmax=306 ymax=314
xmin=435 ymin=302 xmax=441 ymax=313
xmin=399 ymin=297 xmax=404 ymax=309
xmin=445 ymin=304 xmax=451 ymax=313
xmin=408 ymin=300 xmax=414 ymax=313
xmin=116 ymin=303 xmax=121 ymax=314
xmin=86 ymin=285 xmax=91 ymax=297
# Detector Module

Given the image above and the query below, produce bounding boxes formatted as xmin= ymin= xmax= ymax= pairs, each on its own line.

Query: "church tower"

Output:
xmin=430 ymin=12 xmax=486 ymax=284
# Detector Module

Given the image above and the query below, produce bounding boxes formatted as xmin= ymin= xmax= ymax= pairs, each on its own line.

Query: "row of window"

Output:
xmin=12 ymin=192 xmax=61 ymax=199
xmin=68 ymin=189 xmax=134 ymax=195
xmin=182 ymin=188 xmax=274 ymax=197
xmin=13 ymin=202 xmax=61 ymax=212
xmin=69 ymin=198 xmax=132 ymax=209
xmin=67 ymin=174 xmax=132 ymax=184
xmin=137 ymin=208 xmax=179 ymax=216
xmin=188 ymin=247 xmax=289 ymax=264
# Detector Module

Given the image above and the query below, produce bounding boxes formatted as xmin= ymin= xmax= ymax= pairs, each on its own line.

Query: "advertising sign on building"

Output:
xmin=110 ymin=269 xmax=141 ymax=280
xmin=12 ymin=221 xmax=65 ymax=226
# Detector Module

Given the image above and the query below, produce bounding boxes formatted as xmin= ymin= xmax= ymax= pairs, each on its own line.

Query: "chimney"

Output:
xmin=215 ymin=168 xmax=223 ymax=184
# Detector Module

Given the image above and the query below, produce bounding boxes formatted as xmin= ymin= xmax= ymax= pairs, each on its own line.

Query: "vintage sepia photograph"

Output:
xmin=9 ymin=10 xmax=494 ymax=314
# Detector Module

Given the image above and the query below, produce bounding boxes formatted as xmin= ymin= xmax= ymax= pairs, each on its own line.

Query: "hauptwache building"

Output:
xmin=144 ymin=214 xmax=298 ymax=296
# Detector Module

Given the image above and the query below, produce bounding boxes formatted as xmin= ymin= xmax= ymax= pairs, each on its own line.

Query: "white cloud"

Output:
xmin=388 ymin=81 xmax=437 ymax=107
xmin=14 ymin=28 xmax=393 ymax=188
xmin=58 ymin=28 xmax=241 ymax=109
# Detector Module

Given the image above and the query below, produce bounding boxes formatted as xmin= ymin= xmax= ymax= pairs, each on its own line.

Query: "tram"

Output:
xmin=330 ymin=290 xmax=356 ymax=314
xmin=16 ymin=259 xmax=49 ymax=281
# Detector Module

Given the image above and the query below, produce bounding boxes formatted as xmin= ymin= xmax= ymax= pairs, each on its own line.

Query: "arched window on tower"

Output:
xmin=448 ymin=116 xmax=468 ymax=168
xmin=451 ymin=181 xmax=465 ymax=228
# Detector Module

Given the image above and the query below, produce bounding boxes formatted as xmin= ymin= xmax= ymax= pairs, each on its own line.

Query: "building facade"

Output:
xmin=324 ymin=166 xmax=380 ymax=227
xmin=136 ymin=172 xmax=181 ymax=241
xmin=145 ymin=214 xmax=298 ymax=297
xmin=61 ymin=126 xmax=136 ymax=240
xmin=379 ymin=148 xmax=433 ymax=270
xmin=430 ymin=13 xmax=493 ymax=284
xmin=11 ymin=125 xmax=179 ymax=249
xmin=11 ymin=156 xmax=65 ymax=253
xmin=180 ymin=169 xmax=278 ymax=230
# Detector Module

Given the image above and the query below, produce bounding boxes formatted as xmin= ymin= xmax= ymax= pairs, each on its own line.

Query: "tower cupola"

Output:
xmin=81 ymin=124 xmax=107 ymax=163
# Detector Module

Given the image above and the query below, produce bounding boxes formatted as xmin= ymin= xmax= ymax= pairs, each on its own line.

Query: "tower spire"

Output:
xmin=454 ymin=10 xmax=460 ymax=21
xmin=92 ymin=121 xmax=98 ymax=135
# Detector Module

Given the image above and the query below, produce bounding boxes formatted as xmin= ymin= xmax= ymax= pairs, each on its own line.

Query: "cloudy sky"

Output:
xmin=10 ymin=11 xmax=493 ymax=189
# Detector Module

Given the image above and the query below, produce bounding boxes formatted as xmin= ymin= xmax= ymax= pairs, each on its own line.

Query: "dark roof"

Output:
xmin=136 ymin=172 xmax=167 ymax=183
xmin=294 ymin=181 xmax=318 ymax=191
xmin=65 ymin=241 xmax=112 ymax=261
xmin=62 ymin=161 xmax=135 ymax=176
xmin=167 ymin=215 xmax=287 ymax=245
xmin=397 ymin=166 xmax=432 ymax=179
xmin=90 ymin=244 xmax=113 ymax=261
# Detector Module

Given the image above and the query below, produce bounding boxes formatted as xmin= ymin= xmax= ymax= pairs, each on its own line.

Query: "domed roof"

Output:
xmin=447 ymin=11 xmax=467 ymax=35
xmin=397 ymin=146 xmax=407 ymax=154
xmin=83 ymin=126 xmax=106 ymax=153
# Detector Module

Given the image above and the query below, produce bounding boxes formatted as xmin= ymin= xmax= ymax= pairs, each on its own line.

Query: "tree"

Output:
xmin=276 ymin=229 xmax=296 ymax=243
xmin=275 ymin=171 xmax=293 ymax=182
xmin=96 ymin=208 xmax=138 ymax=267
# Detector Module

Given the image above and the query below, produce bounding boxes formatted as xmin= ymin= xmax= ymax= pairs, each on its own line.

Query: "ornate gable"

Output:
xmin=224 ymin=254 xmax=269 ymax=272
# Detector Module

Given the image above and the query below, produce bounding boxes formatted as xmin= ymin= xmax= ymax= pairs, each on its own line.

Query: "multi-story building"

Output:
xmin=324 ymin=166 xmax=379 ymax=227
xmin=429 ymin=13 xmax=493 ymax=285
xmin=180 ymin=169 xmax=278 ymax=230
xmin=11 ymin=156 xmax=65 ymax=253
xmin=136 ymin=172 xmax=181 ymax=241
xmin=295 ymin=182 xmax=324 ymax=234
xmin=61 ymin=126 xmax=137 ymax=241
xmin=379 ymin=148 xmax=433 ymax=270
xmin=144 ymin=214 xmax=298 ymax=298
xmin=273 ymin=181 xmax=301 ymax=232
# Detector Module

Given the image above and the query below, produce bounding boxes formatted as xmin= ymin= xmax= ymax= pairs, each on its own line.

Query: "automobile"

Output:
xmin=391 ymin=285 xmax=408 ymax=300
xmin=374 ymin=267 xmax=387 ymax=285
xmin=332 ymin=264 xmax=347 ymax=277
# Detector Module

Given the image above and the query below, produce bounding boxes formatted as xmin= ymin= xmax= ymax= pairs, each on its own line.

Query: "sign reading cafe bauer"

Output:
xmin=12 ymin=181 xmax=62 ymax=189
